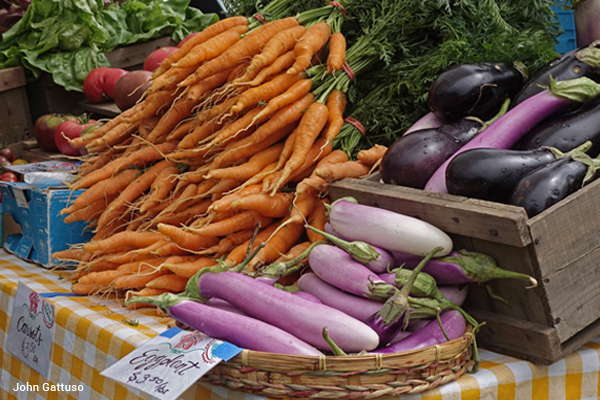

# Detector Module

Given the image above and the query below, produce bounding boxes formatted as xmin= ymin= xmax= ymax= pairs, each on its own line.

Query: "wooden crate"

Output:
xmin=0 ymin=67 xmax=33 ymax=145
xmin=26 ymin=36 xmax=176 ymax=121
xmin=328 ymin=173 xmax=600 ymax=365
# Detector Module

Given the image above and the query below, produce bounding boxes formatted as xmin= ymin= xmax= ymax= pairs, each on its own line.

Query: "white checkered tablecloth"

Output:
xmin=2 ymin=250 xmax=600 ymax=400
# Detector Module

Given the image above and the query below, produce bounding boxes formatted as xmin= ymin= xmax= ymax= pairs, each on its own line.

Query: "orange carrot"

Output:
xmin=356 ymin=144 xmax=388 ymax=166
xmin=199 ymin=229 xmax=255 ymax=257
xmin=149 ymin=199 xmax=212 ymax=228
xmin=271 ymin=102 xmax=329 ymax=193
xmin=208 ymin=184 xmax=263 ymax=213
xmin=306 ymin=197 xmax=331 ymax=243
xmin=84 ymin=121 xmax=140 ymax=153
xmin=158 ymin=223 xmax=219 ymax=251
xmin=205 ymin=178 xmax=240 ymax=200
xmin=62 ymin=168 xmax=139 ymax=215
xmin=229 ymin=72 xmax=303 ymax=115
xmin=123 ymin=88 xmax=180 ymax=124
xmin=186 ymin=66 xmax=234 ymax=102
xmin=251 ymin=79 xmax=313 ymax=126
xmin=315 ymin=160 xmax=371 ymax=182
xmin=192 ymin=95 xmax=240 ymax=128
xmin=247 ymin=217 xmax=305 ymax=270
xmin=146 ymin=96 xmax=203 ymax=143
xmin=172 ymin=25 xmax=249 ymax=69
xmin=163 ymin=256 xmax=218 ymax=279
xmin=112 ymin=269 xmax=171 ymax=289
xmin=248 ymin=51 xmax=295 ymax=87
xmin=145 ymin=273 xmax=189 ymax=292
xmin=96 ymin=159 xmax=173 ymax=230
xmin=273 ymin=240 xmax=312 ymax=285
xmin=71 ymin=282 xmax=103 ymax=295
xmin=63 ymin=193 xmax=118 ymax=224
xmin=179 ymin=17 xmax=299 ymax=87
xmin=224 ymin=221 xmax=279 ymax=265
xmin=287 ymin=22 xmax=332 ymax=75
xmin=230 ymin=192 xmax=292 ymax=218
xmin=165 ymin=119 xmax=194 ymax=141
xmin=156 ymin=182 xmax=197 ymax=216
xmin=186 ymin=210 xmax=272 ymax=237
xmin=138 ymin=116 xmax=161 ymax=139
xmin=148 ymin=66 xmax=198 ymax=94
xmin=200 ymin=106 xmax=264 ymax=149
xmin=248 ymin=25 xmax=307 ymax=71
xmin=153 ymin=16 xmax=249 ymax=77
xmin=77 ymin=270 xmax=123 ymax=287
xmin=69 ymin=141 xmax=178 ymax=191
xmin=139 ymin=164 xmax=180 ymax=213
xmin=205 ymin=142 xmax=284 ymax=181
xmin=83 ymin=231 xmax=165 ymax=253
xmin=116 ymin=257 xmax=170 ymax=274
xmin=321 ymin=89 xmax=347 ymax=144
xmin=326 ymin=32 xmax=346 ymax=73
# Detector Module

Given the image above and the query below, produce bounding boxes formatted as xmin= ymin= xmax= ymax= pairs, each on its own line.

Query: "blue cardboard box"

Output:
xmin=0 ymin=182 xmax=93 ymax=268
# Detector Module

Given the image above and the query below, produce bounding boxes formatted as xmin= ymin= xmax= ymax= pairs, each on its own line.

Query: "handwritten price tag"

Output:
xmin=101 ymin=329 xmax=236 ymax=400
xmin=6 ymin=282 xmax=56 ymax=378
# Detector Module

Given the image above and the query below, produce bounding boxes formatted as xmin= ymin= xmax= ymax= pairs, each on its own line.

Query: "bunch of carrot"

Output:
xmin=54 ymin=12 xmax=387 ymax=309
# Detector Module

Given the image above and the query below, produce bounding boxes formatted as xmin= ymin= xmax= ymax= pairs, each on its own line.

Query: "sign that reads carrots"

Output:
xmin=101 ymin=328 xmax=241 ymax=400
xmin=5 ymin=282 xmax=56 ymax=378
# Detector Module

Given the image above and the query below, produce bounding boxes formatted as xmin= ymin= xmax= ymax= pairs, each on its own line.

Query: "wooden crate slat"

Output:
xmin=104 ymin=37 xmax=176 ymax=69
xmin=328 ymin=178 xmax=532 ymax=248
xmin=0 ymin=66 xmax=27 ymax=92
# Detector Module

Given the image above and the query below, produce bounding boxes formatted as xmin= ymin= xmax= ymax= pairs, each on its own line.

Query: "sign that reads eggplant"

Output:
xmin=6 ymin=282 xmax=56 ymax=378
xmin=101 ymin=329 xmax=237 ymax=400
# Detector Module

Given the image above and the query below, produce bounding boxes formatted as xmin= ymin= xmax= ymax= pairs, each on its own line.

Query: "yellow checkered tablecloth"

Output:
xmin=1 ymin=249 xmax=600 ymax=400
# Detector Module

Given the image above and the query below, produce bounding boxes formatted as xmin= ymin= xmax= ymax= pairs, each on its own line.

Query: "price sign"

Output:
xmin=101 ymin=329 xmax=237 ymax=400
xmin=5 ymin=282 xmax=56 ymax=378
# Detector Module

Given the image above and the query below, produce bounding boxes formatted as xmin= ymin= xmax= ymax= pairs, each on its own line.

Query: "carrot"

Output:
xmin=62 ymin=168 xmax=139 ymax=215
xmin=83 ymin=231 xmax=165 ymax=254
xmin=287 ymin=22 xmax=332 ymax=75
xmin=356 ymin=144 xmax=388 ymax=166
xmin=156 ymin=182 xmax=198 ymax=216
xmin=248 ymin=25 xmax=307 ymax=72
xmin=315 ymin=160 xmax=371 ymax=182
xmin=84 ymin=121 xmax=141 ymax=153
xmin=224 ymin=221 xmax=279 ymax=266
xmin=187 ymin=208 xmax=239 ymax=230
xmin=146 ymin=95 xmax=203 ymax=143
xmin=247 ymin=217 xmax=305 ymax=271
xmin=76 ymin=151 xmax=116 ymax=178
xmin=69 ymin=107 xmax=137 ymax=148
xmin=230 ymin=192 xmax=292 ymax=218
xmin=205 ymin=142 xmax=284 ymax=181
xmin=123 ymin=88 xmax=180 ymax=124
xmin=71 ymin=282 xmax=103 ymax=295
xmin=166 ymin=119 xmax=194 ymax=141
xmin=139 ymin=164 xmax=180 ymax=213
xmin=186 ymin=66 xmax=234 ymax=102
xmin=102 ymin=250 xmax=158 ymax=265
xmin=199 ymin=106 xmax=264 ymax=150
xmin=273 ymin=240 xmax=312 ymax=285
xmin=248 ymin=51 xmax=295 ymax=87
xmin=176 ymin=115 xmax=229 ymax=149
xmin=192 ymin=95 xmax=240 ymax=129
xmin=69 ymin=141 xmax=178 ymax=191
xmin=112 ymin=269 xmax=171 ymax=289
xmin=199 ymin=229 xmax=255 ymax=257
xmin=157 ymin=223 xmax=219 ymax=252
xmin=63 ymin=193 xmax=119 ymax=224
xmin=145 ymin=273 xmax=189 ymax=292
xmin=153 ymin=16 xmax=249 ymax=78
xmin=326 ymin=32 xmax=347 ymax=73
xmin=210 ymin=121 xmax=297 ymax=170
xmin=146 ymin=199 xmax=212 ymax=229
xmin=125 ymin=287 xmax=171 ymax=309
xmin=229 ymin=72 xmax=303 ymax=115
xmin=151 ymin=242 xmax=193 ymax=257
xmin=116 ymin=257 xmax=170 ymax=274
xmin=179 ymin=17 xmax=299 ymax=87
xmin=53 ymin=247 xmax=93 ymax=264
xmin=172 ymin=25 xmax=249 ymax=69
xmin=306 ymin=197 xmax=331 ymax=243
xmin=148 ymin=66 xmax=198 ymax=95
xmin=77 ymin=269 xmax=123 ymax=287
xmin=163 ymin=256 xmax=218 ymax=279
xmin=186 ymin=210 xmax=272 ymax=237
xmin=251 ymin=79 xmax=313 ymax=126
xmin=321 ymin=89 xmax=347 ymax=144
xmin=208 ymin=184 xmax=263 ymax=214
xmin=96 ymin=160 xmax=173 ymax=230
xmin=270 ymin=102 xmax=329 ymax=193
xmin=205 ymin=178 xmax=240 ymax=200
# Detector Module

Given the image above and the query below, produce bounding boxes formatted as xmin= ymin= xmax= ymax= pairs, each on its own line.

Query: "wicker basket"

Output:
xmin=201 ymin=326 xmax=475 ymax=399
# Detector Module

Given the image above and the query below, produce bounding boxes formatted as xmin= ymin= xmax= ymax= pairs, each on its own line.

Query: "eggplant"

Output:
xmin=428 ymin=62 xmax=526 ymax=122
xmin=379 ymin=118 xmax=482 ymax=189
xmin=511 ymin=41 xmax=600 ymax=109
xmin=509 ymin=154 xmax=599 ymax=218
xmin=518 ymin=95 xmax=600 ymax=157
xmin=445 ymin=142 xmax=591 ymax=203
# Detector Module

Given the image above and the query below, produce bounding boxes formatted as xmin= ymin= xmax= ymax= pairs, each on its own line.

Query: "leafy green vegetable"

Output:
xmin=0 ymin=0 xmax=218 ymax=91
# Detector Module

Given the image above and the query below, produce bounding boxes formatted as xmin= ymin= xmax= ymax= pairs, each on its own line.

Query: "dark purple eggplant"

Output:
xmin=511 ymin=42 xmax=600 ymax=109
xmin=428 ymin=62 xmax=527 ymax=123
xmin=379 ymin=118 xmax=482 ymax=189
xmin=445 ymin=142 xmax=591 ymax=203
xmin=517 ymin=95 xmax=600 ymax=157
xmin=509 ymin=154 xmax=600 ymax=217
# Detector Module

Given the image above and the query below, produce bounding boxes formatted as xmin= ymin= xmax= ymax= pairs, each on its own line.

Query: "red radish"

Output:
xmin=143 ymin=47 xmax=179 ymax=72
xmin=55 ymin=118 xmax=99 ymax=156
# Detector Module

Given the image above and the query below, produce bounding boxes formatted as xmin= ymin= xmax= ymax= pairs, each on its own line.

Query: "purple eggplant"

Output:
xmin=372 ymin=310 xmax=466 ymax=354
xmin=403 ymin=112 xmax=444 ymax=135
xmin=509 ymin=153 xmax=600 ymax=218
xmin=428 ymin=62 xmax=527 ymax=123
xmin=445 ymin=142 xmax=591 ymax=203
xmin=518 ymin=96 xmax=600 ymax=157
xmin=189 ymin=269 xmax=380 ymax=352
xmin=379 ymin=118 xmax=482 ymax=189
xmin=390 ymin=249 xmax=537 ymax=287
xmin=425 ymin=76 xmax=600 ymax=193
xmin=125 ymin=294 xmax=323 ymax=356
xmin=511 ymin=42 xmax=600 ymax=109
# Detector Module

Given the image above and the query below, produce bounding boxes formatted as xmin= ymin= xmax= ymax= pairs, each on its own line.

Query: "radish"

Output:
xmin=188 ymin=270 xmax=380 ymax=353
xmin=372 ymin=310 xmax=466 ymax=354
xmin=328 ymin=197 xmax=453 ymax=257
xmin=125 ymin=294 xmax=323 ymax=356
xmin=424 ymin=76 xmax=600 ymax=193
